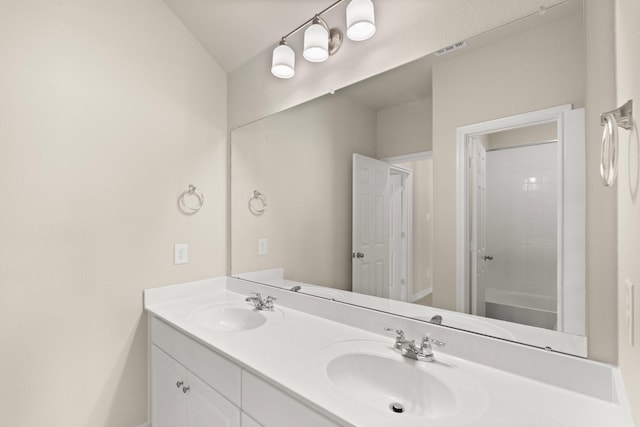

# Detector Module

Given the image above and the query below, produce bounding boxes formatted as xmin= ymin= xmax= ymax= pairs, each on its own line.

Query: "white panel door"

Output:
xmin=469 ymin=138 xmax=488 ymax=316
xmin=352 ymin=154 xmax=389 ymax=298
xmin=186 ymin=371 xmax=240 ymax=427
xmin=152 ymin=345 xmax=187 ymax=427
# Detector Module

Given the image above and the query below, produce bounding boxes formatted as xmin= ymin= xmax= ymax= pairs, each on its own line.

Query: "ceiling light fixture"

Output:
xmin=303 ymin=15 xmax=331 ymax=62
xmin=346 ymin=0 xmax=376 ymax=41
xmin=271 ymin=39 xmax=296 ymax=79
xmin=271 ymin=0 xmax=376 ymax=79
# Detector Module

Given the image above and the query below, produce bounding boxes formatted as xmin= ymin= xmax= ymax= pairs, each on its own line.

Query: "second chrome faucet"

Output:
xmin=384 ymin=327 xmax=446 ymax=362
xmin=245 ymin=292 xmax=276 ymax=311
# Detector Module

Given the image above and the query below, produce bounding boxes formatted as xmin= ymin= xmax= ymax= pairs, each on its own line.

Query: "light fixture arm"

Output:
xmin=280 ymin=0 xmax=345 ymax=41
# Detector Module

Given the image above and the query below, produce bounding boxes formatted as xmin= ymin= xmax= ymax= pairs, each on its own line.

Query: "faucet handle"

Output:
xmin=421 ymin=335 xmax=446 ymax=347
xmin=384 ymin=327 xmax=405 ymax=340
xmin=251 ymin=292 xmax=262 ymax=299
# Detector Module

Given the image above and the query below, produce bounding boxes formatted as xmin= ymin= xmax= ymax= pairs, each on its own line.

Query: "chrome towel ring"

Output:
xmin=179 ymin=185 xmax=204 ymax=214
xmin=600 ymin=100 xmax=633 ymax=187
xmin=249 ymin=190 xmax=267 ymax=215
xmin=600 ymin=112 xmax=618 ymax=187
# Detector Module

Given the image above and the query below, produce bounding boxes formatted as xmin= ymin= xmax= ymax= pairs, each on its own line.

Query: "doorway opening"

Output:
xmin=456 ymin=105 xmax=585 ymax=334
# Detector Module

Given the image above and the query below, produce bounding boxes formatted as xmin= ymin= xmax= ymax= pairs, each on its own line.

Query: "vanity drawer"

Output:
xmin=241 ymin=371 xmax=342 ymax=427
xmin=151 ymin=316 xmax=241 ymax=406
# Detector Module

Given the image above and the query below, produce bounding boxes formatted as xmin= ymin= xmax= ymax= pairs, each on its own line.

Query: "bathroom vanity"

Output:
xmin=145 ymin=276 xmax=633 ymax=427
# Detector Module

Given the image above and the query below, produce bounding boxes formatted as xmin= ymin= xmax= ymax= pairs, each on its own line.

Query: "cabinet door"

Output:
xmin=152 ymin=345 xmax=187 ymax=427
xmin=242 ymin=371 xmax=340 ymax=427
xmin=186 ymin=371 xmax=240 ymax=427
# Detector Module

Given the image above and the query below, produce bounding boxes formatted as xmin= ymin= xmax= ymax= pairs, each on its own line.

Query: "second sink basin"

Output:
xmin=313 ymin=340 xmax=489 ymax=426
xmin=327 ymin=352 xmax=457 ymax=418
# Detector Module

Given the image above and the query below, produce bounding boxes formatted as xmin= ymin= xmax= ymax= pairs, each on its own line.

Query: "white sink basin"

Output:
xmin=192 ymin=304 xmax=267 ymax=332
xmin=314 ymin=340 xmax=488 ymax=426
xmin=327 ymin=352 xmax=457 ymax=417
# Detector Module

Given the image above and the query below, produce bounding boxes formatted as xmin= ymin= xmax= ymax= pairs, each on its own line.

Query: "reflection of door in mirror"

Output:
xmin=352 ymin=153 xmax=433 ymax=305
xmin=471 ymin=125 xmax=559 ymax=330
xmin=352 ymin=154 xmax=390 ymax=299
xmin=460 ymin=109 xmax=585 ymax=334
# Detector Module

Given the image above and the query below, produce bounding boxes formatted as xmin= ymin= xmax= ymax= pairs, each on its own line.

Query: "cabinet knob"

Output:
xmin=182 ymin=386 xmax=190 ymax=394
xmin=176 ymin=381 xmax=184 ymax=388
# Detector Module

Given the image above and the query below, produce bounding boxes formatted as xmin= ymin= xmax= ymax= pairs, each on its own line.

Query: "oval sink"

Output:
xmin=192 ymin=306 xmax=266 ymax=332
xmin=327 ymin=352 xmax=457 ymax=417
xmin=314 ymin=340 xmax=488 ymax=425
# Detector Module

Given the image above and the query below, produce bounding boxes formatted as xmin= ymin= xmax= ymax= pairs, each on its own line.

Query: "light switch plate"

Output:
xmin=174 ymin=243 xmax=188 ymax=265
xmin=258 ymin=238 xmax=268 ymax=256
xmin=625 ymin=279 xmax=634 ymax=346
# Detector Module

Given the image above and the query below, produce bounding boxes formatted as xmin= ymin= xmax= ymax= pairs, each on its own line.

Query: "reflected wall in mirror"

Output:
xmin=231 ymin=1 xmax=587 ymax=356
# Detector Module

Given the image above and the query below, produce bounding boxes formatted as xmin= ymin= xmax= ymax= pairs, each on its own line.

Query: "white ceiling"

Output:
xmin=162 ymin=0 xmax=347 ymax=73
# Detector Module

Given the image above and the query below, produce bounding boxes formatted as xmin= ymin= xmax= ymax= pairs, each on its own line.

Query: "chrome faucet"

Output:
xmin=384 ymin=328 xmax=446 ymax=362
xmin=245 ymin=292 xmax=276 ymax=311
xmin=288 ymin=285 xmax=302 ymax=292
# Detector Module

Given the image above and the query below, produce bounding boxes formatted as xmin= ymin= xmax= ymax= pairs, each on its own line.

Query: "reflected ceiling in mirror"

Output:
xmin=230 ymin=1 xmax=587 ymax=356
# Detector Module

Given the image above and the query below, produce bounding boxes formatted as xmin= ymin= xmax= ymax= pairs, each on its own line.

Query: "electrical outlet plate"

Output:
xmin=625 ymin=279 xmax=634 ymax=346
xmin=174 ymin=243 xmax=188 ymax=265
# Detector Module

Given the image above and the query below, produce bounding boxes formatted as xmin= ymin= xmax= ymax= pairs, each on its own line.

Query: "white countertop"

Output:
xmin=145 ymin=277 xmax=633 ymax=427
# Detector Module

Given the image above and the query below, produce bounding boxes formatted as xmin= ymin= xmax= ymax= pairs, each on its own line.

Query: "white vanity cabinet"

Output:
xmin=150 ymin=316 xmax=243 ymax=427
xmin=151 ymin=345 xmax=240 ymax=427
xmin=150 ymin=316 xmax=343 ymax=427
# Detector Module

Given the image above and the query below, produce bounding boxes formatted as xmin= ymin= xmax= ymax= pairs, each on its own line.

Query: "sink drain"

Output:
xmin=389 ymin=402 xmax=404 ymax=414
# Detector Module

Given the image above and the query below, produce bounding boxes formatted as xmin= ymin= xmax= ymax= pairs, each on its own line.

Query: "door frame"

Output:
xmin=382 ymin=151 xmax=432 ymax=302
xmin=388 ymin=164 xmax=413 ymax=301
xmin=468 ymin=137 xmax=487 ymax=317
xmin=455 ymin=104 xmax=585 ymax=335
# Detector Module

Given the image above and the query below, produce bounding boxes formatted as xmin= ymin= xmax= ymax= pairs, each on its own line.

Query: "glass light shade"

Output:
xmin=303 ymin=22 xmax=329 ymax=62
xmin=271 ymin=43 xmax=295 ymax=79
xmin=346 ymin=0 xmax=376 ymax=41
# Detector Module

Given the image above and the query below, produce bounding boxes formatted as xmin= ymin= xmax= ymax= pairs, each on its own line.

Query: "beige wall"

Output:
xmin=377 ymin=97 xmax=432 ymax=158
xmin=615 ymin=0 xmax=640 ymax=423
xmin=432 ymin=12 xmax=584 ymax=311
xmin=0 ymin=1 xmax=228 ymax=426
xmin=231 ymin=95 xmax=376 ymax=290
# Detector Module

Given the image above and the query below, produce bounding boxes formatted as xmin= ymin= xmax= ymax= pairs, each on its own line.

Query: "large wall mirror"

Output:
xmin=231 ymin=1 xmax=587 ymax=356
